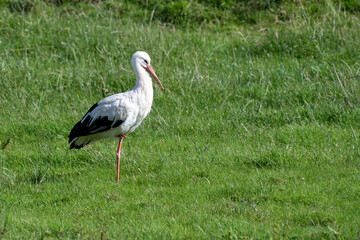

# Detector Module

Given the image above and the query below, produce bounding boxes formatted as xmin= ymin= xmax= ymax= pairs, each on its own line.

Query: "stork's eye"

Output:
xmin=144 ymin=59 xmax=148 ymax=64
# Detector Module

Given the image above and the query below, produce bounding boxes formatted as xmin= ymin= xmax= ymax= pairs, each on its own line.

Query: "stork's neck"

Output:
xmin=132 ymin=63 xmax=154 ymax=93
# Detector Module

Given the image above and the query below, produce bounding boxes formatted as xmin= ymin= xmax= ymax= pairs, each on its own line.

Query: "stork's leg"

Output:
xmin=116 ymin=135 xmax=126 ymax=183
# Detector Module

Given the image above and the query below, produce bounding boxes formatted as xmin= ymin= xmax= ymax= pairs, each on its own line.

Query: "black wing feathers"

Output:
xmin=68 ymin=102 xmax=124 ymax=144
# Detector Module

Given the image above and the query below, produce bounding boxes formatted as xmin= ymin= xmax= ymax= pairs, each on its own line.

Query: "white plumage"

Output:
xmin=68 ymin=51 xmax=164 ymax=183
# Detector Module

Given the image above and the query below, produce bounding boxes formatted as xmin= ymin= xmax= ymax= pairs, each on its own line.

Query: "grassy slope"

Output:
xmin=1 ymin=1 xmax=360 ymax=239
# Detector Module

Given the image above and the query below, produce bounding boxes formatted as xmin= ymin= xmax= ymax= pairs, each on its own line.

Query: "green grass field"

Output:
xmin=1 ymin=0 xmax=360 ymax=239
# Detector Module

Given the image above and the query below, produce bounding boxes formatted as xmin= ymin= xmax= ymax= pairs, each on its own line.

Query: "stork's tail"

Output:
xmin=69 ymin=120 xmax=90 ymax=149
xmin=69 ymin=136 xmax=91 ymax=149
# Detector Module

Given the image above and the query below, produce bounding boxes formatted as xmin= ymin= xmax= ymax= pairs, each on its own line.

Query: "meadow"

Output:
xmin=0 ymin=0 xmax=360 ymax=239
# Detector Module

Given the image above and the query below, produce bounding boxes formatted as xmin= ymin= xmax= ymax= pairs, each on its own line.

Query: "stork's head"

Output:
xmin=131 ymin=51 xmax=164 ymax=89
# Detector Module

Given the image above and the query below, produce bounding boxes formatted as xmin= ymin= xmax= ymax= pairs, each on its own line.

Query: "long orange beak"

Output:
xmin=145 ymin=65 xmax=164 ymax=90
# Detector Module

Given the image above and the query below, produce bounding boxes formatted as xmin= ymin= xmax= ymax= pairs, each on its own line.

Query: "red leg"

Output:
xmin=116 ymin=135 xmax=126 ymax=183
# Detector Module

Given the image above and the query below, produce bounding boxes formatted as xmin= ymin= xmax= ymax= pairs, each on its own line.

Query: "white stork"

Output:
xmin=68 ymin=51 xmax=164 ymax=183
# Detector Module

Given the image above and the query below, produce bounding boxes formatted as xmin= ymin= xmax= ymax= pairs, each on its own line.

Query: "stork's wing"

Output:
xmin=68 ymin=97 xmax=128 ymax=144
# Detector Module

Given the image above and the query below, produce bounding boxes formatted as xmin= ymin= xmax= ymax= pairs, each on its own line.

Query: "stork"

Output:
xmin=68 ymin=51 xmax=164 ymax=183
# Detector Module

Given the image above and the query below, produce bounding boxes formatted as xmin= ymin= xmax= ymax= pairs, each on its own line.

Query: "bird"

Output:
xmin=68 ymin=51 xmax=164 ymax=183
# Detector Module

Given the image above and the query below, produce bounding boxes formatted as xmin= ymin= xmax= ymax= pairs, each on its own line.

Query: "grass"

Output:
xmin=1 ymin=1 xmax=360 ymax=239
